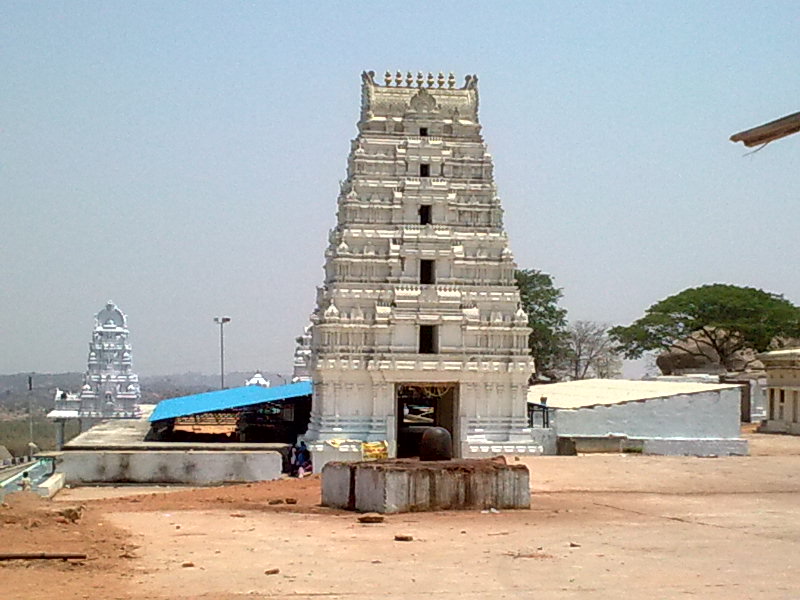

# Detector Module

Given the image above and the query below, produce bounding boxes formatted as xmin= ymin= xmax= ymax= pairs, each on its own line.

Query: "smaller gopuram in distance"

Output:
xmin=304 ymin=70 xmax=539 ymax=463
xmin=49 ymin=301 xmax=142 ymax=446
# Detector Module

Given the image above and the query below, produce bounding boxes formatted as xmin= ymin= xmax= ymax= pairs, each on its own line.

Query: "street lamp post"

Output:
xmin=27 ymin=374 xmax=34 ymax=449
xmin=213 ymin=316 xmax=231 ymax=389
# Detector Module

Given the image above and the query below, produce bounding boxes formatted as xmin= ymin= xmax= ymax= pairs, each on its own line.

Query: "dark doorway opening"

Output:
xmin=420 ymin=259 xmax=435 ymax=284
xmin=396 ymin=383 xmax=458 ymax=458
xmin=419 ymin=204 xmax=432 ymax=225
xmin=419 ymin=127 xmax=428 ymax=137
xmin=419 ymin=324 xmax=437 ymax=354
xmin=420 ymin=163 xmax=430 ymax=177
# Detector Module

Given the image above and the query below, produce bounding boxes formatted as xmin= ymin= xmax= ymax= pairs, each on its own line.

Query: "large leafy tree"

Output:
xmin=514 ymin=269 xmax=568 ymax=380
xmin=609 ymin=284 xmax=800 ymax=370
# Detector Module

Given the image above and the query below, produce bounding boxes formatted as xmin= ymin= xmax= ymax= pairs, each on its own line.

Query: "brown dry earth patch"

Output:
xmin=2 ymin=431 xmax=800 ymax=600
xmin=0 ymin=492 xmax=136 ymax=600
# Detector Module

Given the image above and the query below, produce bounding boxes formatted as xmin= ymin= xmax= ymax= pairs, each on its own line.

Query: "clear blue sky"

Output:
xmin=2 ymin=1 xmax=799 ymax=376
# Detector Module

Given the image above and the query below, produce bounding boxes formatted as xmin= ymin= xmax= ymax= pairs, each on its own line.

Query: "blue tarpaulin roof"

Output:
xmin=149 ymin=380 xmax=312 ymax=422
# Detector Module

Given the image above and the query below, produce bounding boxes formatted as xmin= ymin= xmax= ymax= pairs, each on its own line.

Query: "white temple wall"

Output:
xmin=554 ymin=388 xmax=742 ymax=440
xmin=757 ymin=351 xmax=800 ymax=434
xmin=440 ymin=323 xmax=461 ymax=347
xmin=393 ymin=323 xmax=417 ymax=348
xmin=310 ymin=357 xmax=531 ymax=426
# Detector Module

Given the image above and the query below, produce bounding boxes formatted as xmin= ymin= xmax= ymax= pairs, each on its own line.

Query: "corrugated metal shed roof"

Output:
xmin=527 ymin=379 xmax=739 ymax=410
xmin=149 ymin=381 xmax=312 ymax=422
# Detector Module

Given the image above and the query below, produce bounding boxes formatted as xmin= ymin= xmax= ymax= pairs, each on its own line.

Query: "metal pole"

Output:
xmin=27 ymin=374 xmax=33 ymax=447
xmin=219 ymin=321 xmax=225 ymax=389
xmin=213 ymin=317 xmax=231 ymax=390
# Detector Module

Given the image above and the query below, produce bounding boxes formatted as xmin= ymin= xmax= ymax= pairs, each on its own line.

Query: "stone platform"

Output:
xmin=322 ymin=459 xmax=530 ymax=513
xmin=57 ymin=450 xmax=283 ymax=485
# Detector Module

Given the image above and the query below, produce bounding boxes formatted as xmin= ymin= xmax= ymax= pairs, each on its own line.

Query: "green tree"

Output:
xmin=609 ymin=284 xmax=800 ymax=370
xmin=514 ymin=269 xmax=568 ymax=380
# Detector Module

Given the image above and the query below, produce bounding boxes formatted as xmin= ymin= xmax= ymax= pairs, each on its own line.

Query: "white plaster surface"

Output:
xmin=530 ymin=378 xmax=741 ymax=409
xmin=463 ymin=430 xmax=554 ymax=458
xmin=58 ymin=450 xmax=282 ymax=484
xmin=553 ymin=388 xmax=742 ymax=440
xmin=36 ymin=472 xmax=66 ymax=498
xmin=757 ymin=348 xmax=800 ymax=434
xmin=309 ymin=442 xmax=364 ymax=474
xmin=642 ymin=438 xmax=749 ymax=456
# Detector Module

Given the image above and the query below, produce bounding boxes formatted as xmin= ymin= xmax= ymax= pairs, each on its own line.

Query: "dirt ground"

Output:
xmin=3 ymin=431 xmax=800 ymax=599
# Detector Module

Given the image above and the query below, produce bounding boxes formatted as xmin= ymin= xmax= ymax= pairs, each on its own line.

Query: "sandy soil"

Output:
xmin=3 ymin=431 xmax=800 ymax=599
xmin=0 ymin=492 xmax=137 ymax=600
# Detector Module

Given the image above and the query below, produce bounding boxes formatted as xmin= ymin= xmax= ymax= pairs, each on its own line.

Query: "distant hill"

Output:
xmin=0 ymin=373 xmax=83 ymax=417
xmin=140 ymin=372 xmax=288 ymax=402
xmin=0 ymin=370 xmax=290 ymax=457
xmin=0 ymin=371 xmax=287 ymax=417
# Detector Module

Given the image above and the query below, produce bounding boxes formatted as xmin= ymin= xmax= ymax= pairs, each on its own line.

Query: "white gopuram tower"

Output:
xmin=305 ymin=71 xmax=537 ymax=459
xmin=77 ymin=301 xmax=142 ymax=419
xmin=49 ymin=301 xmax=142 ymax=446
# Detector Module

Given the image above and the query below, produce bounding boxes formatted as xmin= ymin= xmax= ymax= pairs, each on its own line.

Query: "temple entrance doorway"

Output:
xmin=396 ymin=383 xmax=459 ymax=458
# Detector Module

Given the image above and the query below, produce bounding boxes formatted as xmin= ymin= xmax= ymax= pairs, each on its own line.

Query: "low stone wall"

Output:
xmin=759 ymin=420 xmax=800 ymax=435
xmin=36 ymin=472 xmax=66 ymax=498
xmin=569 ymin=437 xmax=627 ymax=454
xmin=58 ymin=450 xmax=282 ymax=484
xmin=555 ymin=436 xmax=748 ymax=456
xmin=463 ymin=429 xmax=557 ymax=458
xmin=642 ymin=438 xmax=749 ymax=456
xmin=554 ymin=388 xmax=742 ymax=439
xmin=322 ymin=459 xmax=530 ymax=513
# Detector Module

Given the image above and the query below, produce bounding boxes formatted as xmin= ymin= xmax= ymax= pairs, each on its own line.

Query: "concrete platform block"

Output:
xmin=58 ymin=450 xmax=283 ymax=484
xmin=36 ymin=472 xmax=65 ymax=498
xmin=322 ymin=459 xmax=530 ymax=513
xmin=320 ymin=461 xmax=354 ymax=510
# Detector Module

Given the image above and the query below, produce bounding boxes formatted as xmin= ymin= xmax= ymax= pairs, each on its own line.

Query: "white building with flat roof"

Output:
xmin=757 ymin=348 xmax=800 ymax=435
xmin=529 ymin=379 xmax=748 ymax=456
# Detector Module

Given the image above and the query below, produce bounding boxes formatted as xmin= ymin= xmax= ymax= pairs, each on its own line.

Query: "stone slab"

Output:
xmin=320 ymin=461 xmax=355 ymax=510
xmin=58 ymin=450 xmax=282 ymax=485
xmin=36 ymin=472 xmax=66 ymax=498
xmin=322 ymin=459 xmax=530 ymax=513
